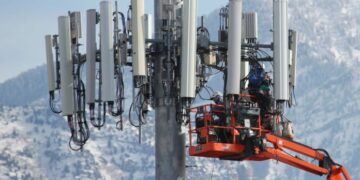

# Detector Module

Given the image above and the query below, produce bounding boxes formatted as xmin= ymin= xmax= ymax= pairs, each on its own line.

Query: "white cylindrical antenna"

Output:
xmin=289 ymin=30 xmax=297 ymax=87
xmin=58 ymin=16 xmax=75 ymax=116
xmin=243 ymin=12 xmax=258 ymax=41
xmin=226 ymin=0 xmax=243 ymax=95
xmin=144 ymin=14 xmax=154 ymax=40
xmin=70 ymin=12 xmax=82 ymax=39
xmin=273 ymin=0 xmax=289 ymax=101
xmin=131 ymin=0 xmax=147 ymax=77
xmin=45 ymin=35 xmax=56 ymax=92
xmin=86 ymin=9 xmax=97 ymax=104
xmin=240 ymin=61 xmax=249 ymax=90
xmin=180 ymin=0 xmax=197 ymax=98
xmin=100 ymin=0 xmax=116 ymax=102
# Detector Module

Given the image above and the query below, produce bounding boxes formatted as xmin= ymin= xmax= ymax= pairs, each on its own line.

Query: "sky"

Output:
xmin=0 ymin=0 xmax=227 ymax=83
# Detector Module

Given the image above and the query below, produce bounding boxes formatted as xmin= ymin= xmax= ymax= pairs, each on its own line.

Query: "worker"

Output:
xmin=210 ymin=91 xmax=232 ymax=143
xmin=210 ymin=91 xmax=225 ymax=119
xmin=248 ymin=63 xmax=272 ymax=116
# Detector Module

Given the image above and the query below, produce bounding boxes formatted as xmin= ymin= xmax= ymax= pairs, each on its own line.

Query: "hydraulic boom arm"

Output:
xmin=263 ymin=134 xmax=350 ymax=180
xmin=188 ymin=104 xmax=351 ymax=180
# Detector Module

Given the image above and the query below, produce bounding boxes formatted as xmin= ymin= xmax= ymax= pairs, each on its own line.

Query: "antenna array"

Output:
xmin=45 ymin=0 xmax=297 ymax=155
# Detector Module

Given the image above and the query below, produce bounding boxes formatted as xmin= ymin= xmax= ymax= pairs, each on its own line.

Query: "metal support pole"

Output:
xmin=154 ymin=0 xmax=186 ymax=179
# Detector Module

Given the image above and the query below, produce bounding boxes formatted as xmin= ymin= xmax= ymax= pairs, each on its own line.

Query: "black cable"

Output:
xmin=115 ymin=12 xmax=127 ymax=34
xmin=128 ymin=102 xmax=144 ymax=127
xmin=128 ymin=90 xmax=147 ymax=128
xmin=69 ymin=135 xmax=83 ymax=151
xmin=197 ymin=90 xmax=211 ymax=101
xmin=205 ymin=85 xmax=215 ymax=95
xmin=71 ymin=62 xmax=90 ymax=146
xmin=292 ymin=87 xmax=297 ymax=106
xmin=79 ymin=63 xmax=89 ymax=136
xmin=116 ymin=116 xmax=123 ymax=130
xmin=90 ymin=102 xmax=106 ymax=128
xmin=49 ymin=91 xmax=62 ymax=114
xmin=66 ymin=58 xmax=88 ymax=149
xmin=112 ymin=68 xmax=125 ymax=117
xmin=103 ymin=103 xmax=107 ymax=126
xmin=315 ymin=149 xmax=343 ymax=167
xmin=203 ymin=86 xmax=212 ymax=98
xmin=134 ymin=88 xmax=147 ymax=124
xmin=111 ymin=67 xmax=125 ymax=131
xmin=79 ymin=79 xmax=90 ymax=141
xmin=67 ymin=116 xmax=83 ymax=151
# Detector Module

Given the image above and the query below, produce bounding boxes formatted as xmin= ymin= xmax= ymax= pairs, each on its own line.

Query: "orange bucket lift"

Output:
xmin=188 ymin=95 xmax=350 ymax=180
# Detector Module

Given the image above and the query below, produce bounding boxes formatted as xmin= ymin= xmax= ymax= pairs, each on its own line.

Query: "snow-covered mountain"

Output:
xmin=0 ymin=102 xmax=156 ymax=179
xmin=0 ymin=0 xmax=360 ymax=179
xmin=0 ymin=65 xmax=47 ymax=106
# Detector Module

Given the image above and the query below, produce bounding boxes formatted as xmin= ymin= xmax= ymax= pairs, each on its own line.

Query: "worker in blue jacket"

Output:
xmin=248 ymin=62 xmax=272 ymax=116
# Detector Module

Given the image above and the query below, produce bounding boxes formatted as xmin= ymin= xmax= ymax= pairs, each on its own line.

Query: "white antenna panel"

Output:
xmin=144 ymin=14 xmax=154 ymax=40
xmin=180 ymin=0 xmax=197 ymax=98
xmin=58 ymin=16 xmax=75 ymax=116
xmin=100 ymin=0 xmax=116 ymax=102
xmin=45 ymin=35 xmax=56 ymax=92
xmin=273 ymin=0 xmax=289 ymax=100
xmin=70 ymin=11 xmax=82 ymax=39
xmin=131 ymin=0 xmax=147 ymax=77
xmin=243 ymin=12 xmax=258 ymax=40
xmin=86 ymin=9 xmax=97 ymax=104
xmin=226 ymin=0 xmax=243 ymax=95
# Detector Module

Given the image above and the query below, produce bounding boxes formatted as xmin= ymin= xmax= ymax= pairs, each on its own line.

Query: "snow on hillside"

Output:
xmin=0 ymin=102 xmax=156 ymax=179
xmin=0 ymin=65 xmax=47 ymax=106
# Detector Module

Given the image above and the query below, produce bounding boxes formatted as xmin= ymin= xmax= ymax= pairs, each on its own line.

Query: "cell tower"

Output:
xmin=45 ymin=0 xmax=350 ymax=179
